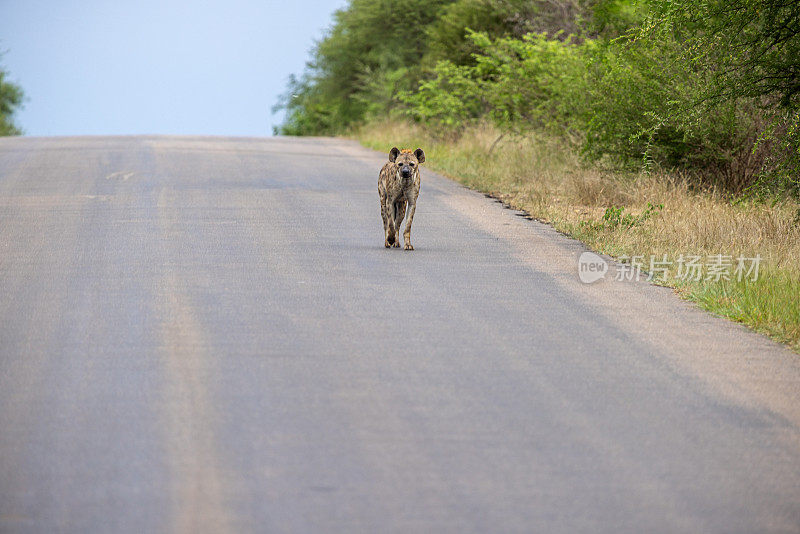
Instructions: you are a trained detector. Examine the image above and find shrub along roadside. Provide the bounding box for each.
[399,29,799,196]
[0,61,24,136]
[352,120,800,351]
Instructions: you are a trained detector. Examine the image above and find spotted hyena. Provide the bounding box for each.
[378,147,425,250]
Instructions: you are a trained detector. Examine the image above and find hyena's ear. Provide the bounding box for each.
[389,147,400,162]
[414,148,425,163]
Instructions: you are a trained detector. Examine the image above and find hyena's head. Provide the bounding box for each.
[389,147,425,182]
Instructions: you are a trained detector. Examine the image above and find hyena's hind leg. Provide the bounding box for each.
[393,201,406,247]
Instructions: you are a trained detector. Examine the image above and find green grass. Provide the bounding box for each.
[689,271,800,348]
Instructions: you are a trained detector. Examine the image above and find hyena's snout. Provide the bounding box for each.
[399,165,412,179]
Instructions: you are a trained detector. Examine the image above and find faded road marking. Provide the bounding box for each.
[105,171,136,181]
[157,186,236,534]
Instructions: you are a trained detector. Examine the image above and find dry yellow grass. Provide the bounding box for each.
[353,120,800,350]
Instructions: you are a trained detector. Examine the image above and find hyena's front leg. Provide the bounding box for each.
[384,198,397,247]
[393,201,406,247]
[403,201,416,250]
[380,193,391,247]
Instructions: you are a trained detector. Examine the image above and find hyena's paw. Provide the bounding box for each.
[385,234,395,248]
[385,241,392,248]
[393,241,401,248]
[404,244,414,251]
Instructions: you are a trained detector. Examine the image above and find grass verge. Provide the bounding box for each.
[352,120,800,352]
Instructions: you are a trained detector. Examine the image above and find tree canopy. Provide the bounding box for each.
[0,62,24,136]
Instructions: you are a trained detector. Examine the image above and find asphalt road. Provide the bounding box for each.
[1,135,799,533]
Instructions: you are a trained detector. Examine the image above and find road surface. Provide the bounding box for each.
[1,135,799,533]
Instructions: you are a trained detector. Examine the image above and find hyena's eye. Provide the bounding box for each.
[409,162,415,167]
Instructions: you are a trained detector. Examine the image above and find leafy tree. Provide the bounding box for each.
[0,63,24,136]
[642,0,800,109]
[637,0,800,192]
[275,0,455,135]
[424,0,646,66]
[424,0,525,66]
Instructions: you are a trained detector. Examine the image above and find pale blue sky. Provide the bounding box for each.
[0,0,347,136]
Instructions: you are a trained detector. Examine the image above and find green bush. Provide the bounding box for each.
[400,27,791,192]
[0,66,24,136]
[401,32,587,136]
[399,61,483,132]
